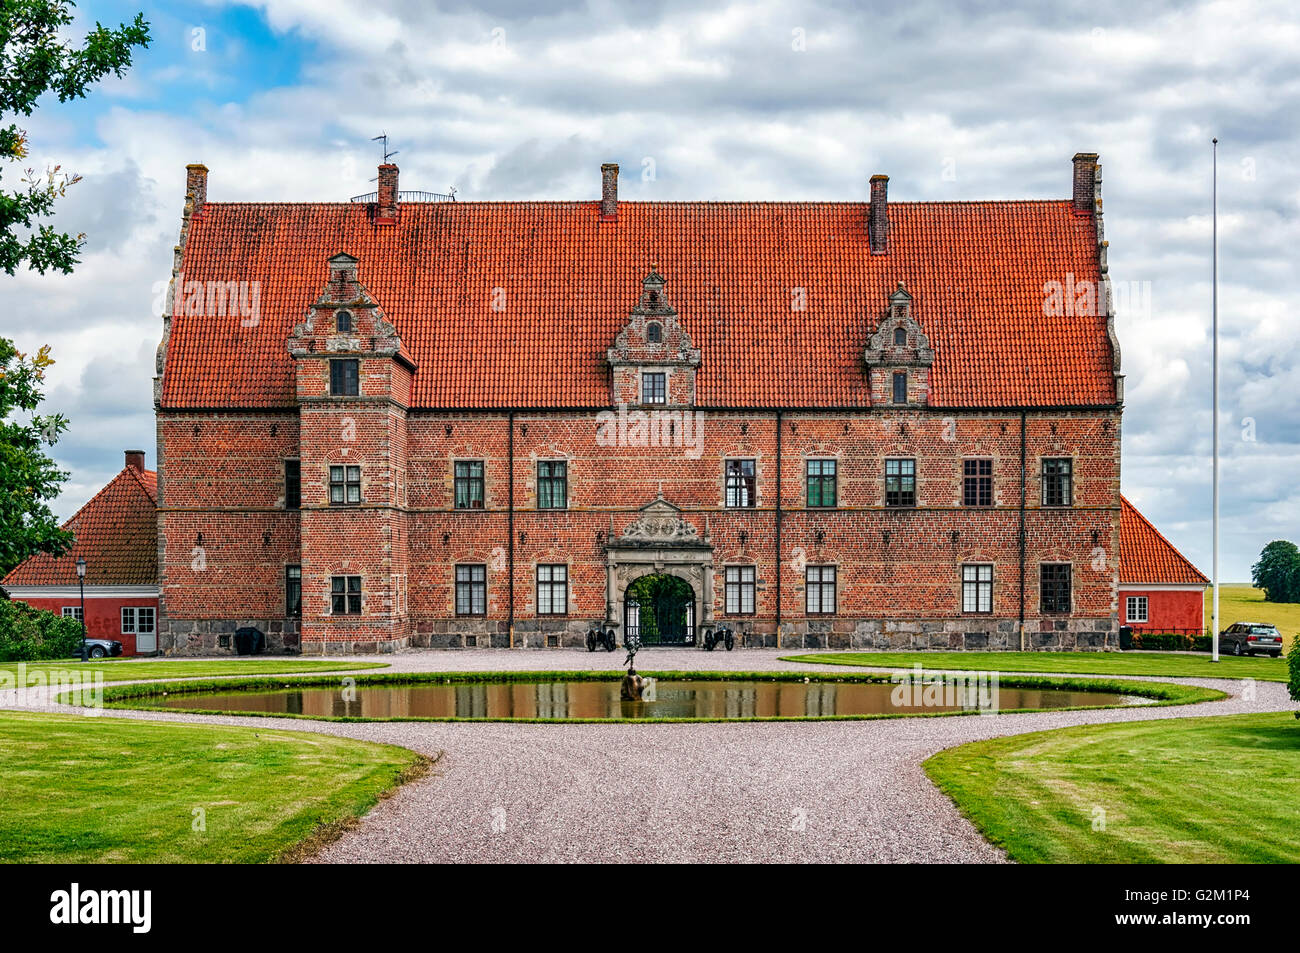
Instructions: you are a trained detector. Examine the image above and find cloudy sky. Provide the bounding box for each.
[3,0,1297,581]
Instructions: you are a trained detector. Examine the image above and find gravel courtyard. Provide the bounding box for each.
[3,649,1294,863]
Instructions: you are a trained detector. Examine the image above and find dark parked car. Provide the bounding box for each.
[84,638,124,659]
[1219,622,1283,657]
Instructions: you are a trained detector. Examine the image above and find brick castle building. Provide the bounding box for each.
[152,153,1124,654]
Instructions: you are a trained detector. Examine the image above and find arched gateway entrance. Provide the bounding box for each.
[625,575,695,646]
[605,494,713,649]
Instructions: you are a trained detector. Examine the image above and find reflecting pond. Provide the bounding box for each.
[136,677,1142,720]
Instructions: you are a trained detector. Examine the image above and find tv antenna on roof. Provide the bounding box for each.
[372,132,399,163]
[367,134,399,181]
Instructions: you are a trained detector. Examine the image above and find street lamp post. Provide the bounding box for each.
[76,557,88,662]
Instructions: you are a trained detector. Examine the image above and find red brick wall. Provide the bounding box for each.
[157,398,1122,653]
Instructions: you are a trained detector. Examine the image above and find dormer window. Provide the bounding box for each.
[646,321,662,343]
[642,372,666,404]
[336,310,353,333]
[892,371,907,404]
[893,326,906,346]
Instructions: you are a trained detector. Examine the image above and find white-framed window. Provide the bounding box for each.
[536,564,568,615]
[806,566,837,615]
[725,566,756,614]
[61,606,83,623]
[121,607,155,635]
[1126,595,1148,623]
[961,564,993,614]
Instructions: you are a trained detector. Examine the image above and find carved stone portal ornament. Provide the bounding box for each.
[612,494,707,548]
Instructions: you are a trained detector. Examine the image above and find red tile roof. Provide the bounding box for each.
[160,199,1117,409]
[1119,496,1209,586]
[2,466,158,587]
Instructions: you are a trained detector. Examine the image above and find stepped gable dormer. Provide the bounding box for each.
[864,282,934,407]
[288,252,414,402]
[607,265,701,407]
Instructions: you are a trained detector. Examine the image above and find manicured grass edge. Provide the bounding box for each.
[276,750,436,864]
[779,652,1290,682]
[77,670,1226,724]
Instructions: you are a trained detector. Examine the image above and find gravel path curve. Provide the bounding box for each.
[2,650,1294,863]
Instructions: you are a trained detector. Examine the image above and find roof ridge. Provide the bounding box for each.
[200,198,1073,209]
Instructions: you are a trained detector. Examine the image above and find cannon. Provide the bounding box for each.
[701,623,735,652]
[586,625,617,652]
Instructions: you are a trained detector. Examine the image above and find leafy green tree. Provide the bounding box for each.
[0,338,73,575]
[2,0,151,274]
[1251,540,1300,604]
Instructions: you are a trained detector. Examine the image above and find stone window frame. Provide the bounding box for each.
[328,464,362,506]
[336,309,353,333]
[1041,457,1074,507]
[724,565,756,615]
[884,457,916,507]
[329,357,359,396]
[284,458,301,510]
[961,563,994,614]
[330,575,362,615]
[641,370,667,404]
[536,459,568,510]
[806,458,838,509]
[455,564,487,616]
[285,565,302,617]
[536,563,569,616]
[806,564,837,615]
[724,458,757,508]
[1040,563,1073,614]
[891,370,908,404]
[453,460,486,510]
[962,458,994,508]
[646,321,663,343]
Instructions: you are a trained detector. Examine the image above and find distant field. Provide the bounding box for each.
[1208,584,1299,651]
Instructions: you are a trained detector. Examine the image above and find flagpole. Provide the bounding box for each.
[1211,137,1220,663]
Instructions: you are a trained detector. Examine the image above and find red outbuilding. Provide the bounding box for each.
[2,450,160,655]
[1118,496,1209,635]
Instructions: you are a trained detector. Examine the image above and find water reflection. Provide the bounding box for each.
[145,678,1138,721]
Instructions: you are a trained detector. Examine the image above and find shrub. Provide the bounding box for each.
[0,599,84,661]
[1126,632,1214,653]
[1288,641,1300,707]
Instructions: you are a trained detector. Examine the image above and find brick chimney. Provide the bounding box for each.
[124,449,145,472]
[377,163,399,224]
[869,174,889,253]
[1072,153,1099,214]
[600,163,619,220]
[185,163,208,215]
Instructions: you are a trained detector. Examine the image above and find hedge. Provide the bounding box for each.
[1120,630,1214,652]
[0,600,85,661]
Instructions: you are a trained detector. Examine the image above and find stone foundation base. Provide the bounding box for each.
[157,616,1115,654]
[301,637,409,655]
[157,619,300,656]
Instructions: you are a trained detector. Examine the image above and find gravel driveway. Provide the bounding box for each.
[2,650,1294,863]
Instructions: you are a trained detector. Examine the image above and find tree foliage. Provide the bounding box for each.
[0,337,73,575]
[1,0,151,274]
[1250,540,1300,604]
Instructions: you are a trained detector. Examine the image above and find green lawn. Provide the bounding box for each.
[1209,584,1299,651]
[0,711,426,863]
[924,712,1300,863]
[0,659,388,684]
[782,650,1288,681]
